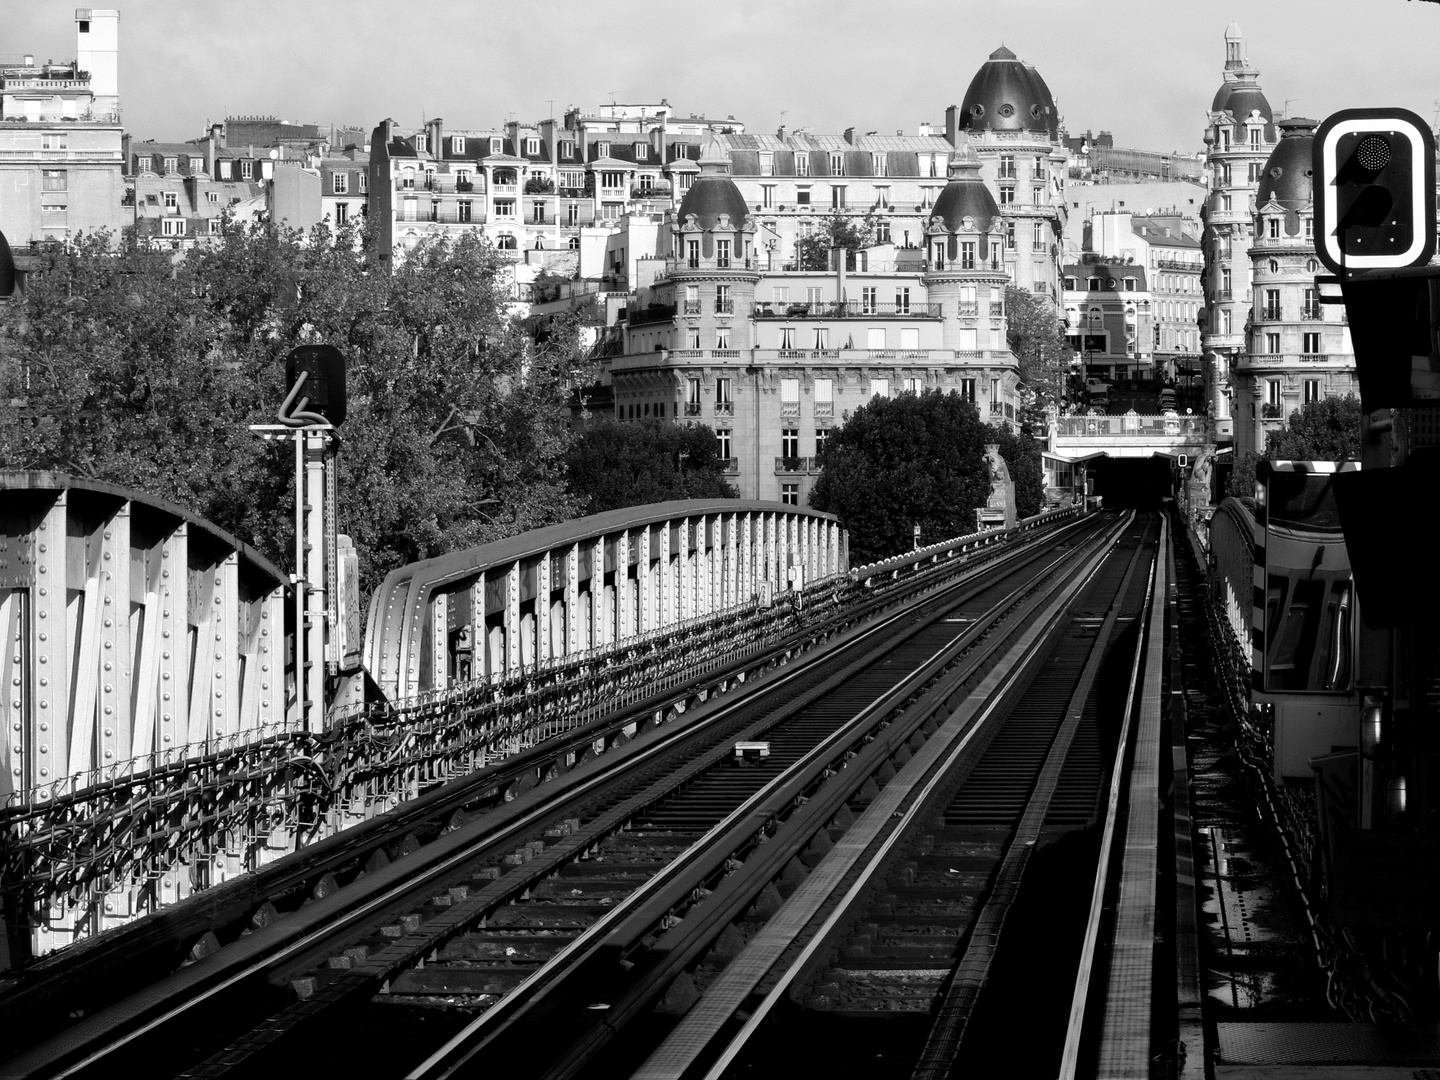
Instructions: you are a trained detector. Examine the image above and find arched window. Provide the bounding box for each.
[568,236,580,250]
[533,235,545,250]
[496,234,517,250]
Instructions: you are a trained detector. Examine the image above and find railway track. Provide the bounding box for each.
[0,511,1102,1080]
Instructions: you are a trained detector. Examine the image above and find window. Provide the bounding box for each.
[1006,221,1016,250]
[960,378,976,403]
[815,378,833,405]
[687,240,700,267]
[716,378,733,408]
[928,154,940,178]
[687,328,702,349]
[240,160,253,180]
[782,428,799,457]
[1221,268,1232,295]
[495,199,515,218]
[448,136,465,155]
[1033,185,1045,205]
[1266,332,1280,354]
[1303,332,1321,354]
[796,186,811,206]
[999,155,1016,179]
[807,286,822,307]
[1123,278,1136,291]
[815,428,830,456]
[1264,288,1280,319]
[716,283,731,312]
[1250,127,1262,151]
[1032,222,1046,251]
[490,137,503,154]
[796,153,810,177]
[867,327,886,349]
[163,191,178,210]
[1304,216,1314,240]
[598,141,611,158]
[457,201,472,222]
[568,236,579,249]
[42,169,67,191]
[761,184,775,208]
[414,134,427,153]
[332,172,348,194]
[861,286,877,313]
[684,285,700,315]
[831,185,846,209]
[758,151,773,176]
[999,186,1015,206]
[560,141,575,160]
[163,156,177,173]
[1220,308,1233,335]
[1248,162,1262,184]
[715,326,731,349]
[1304,379,1321,403]
[961,241,976,269]
[717,428,732,459]
[905,377,924,395]
[161,217,186,236]
[208,219,221,235]
[634,142,648,160]
[716,240,732,269]
[532,200,546,222]
[562,170,583,189]
[335,202,349,223]
[870,378,889,398]
[1218,127,1231,151]
[1088,277,1101,292]
[895,287,910,314]
[901,327,919,349]
[206,190,219,203]
[1266,379,1282,407]
[523,137,539,156]
[781,483,799,506]
[875,218,890,243]
[813,326,829,349]
[1303,287,1320,318]
[189,157,203,173]
[1268,217,1280,239]
[1220,163,1232,185]
[829,152,844,175]
[871,153,887,177]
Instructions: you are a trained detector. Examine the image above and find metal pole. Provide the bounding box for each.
[294,429,307,730]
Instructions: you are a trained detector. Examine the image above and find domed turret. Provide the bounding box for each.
[1255,117,1317,218]
[930,139,1000,233]
[958,45,1058,137]
[675,133,750,231]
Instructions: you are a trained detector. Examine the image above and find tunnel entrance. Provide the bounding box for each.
[1090,455,1174,509]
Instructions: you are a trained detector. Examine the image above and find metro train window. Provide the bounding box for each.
[1266,472,1342,532]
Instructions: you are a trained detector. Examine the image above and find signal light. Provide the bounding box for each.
[1313,108,1435,275]
[284,345,347,426]
[1338,267,1440,409]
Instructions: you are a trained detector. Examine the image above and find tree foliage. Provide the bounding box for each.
[1005,285,1069,427]
[0,220,593,595]
[985,423,1045,519]
[794,211,878,271]
[1224,394,1361,499]
[809,390,991,564]
[563,419,738,514]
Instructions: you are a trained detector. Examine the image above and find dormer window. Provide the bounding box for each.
[559,141,575,160]
[526,137,540,155]
[451,136,465,154]
[635,142,648,160]
[1268,217,1280,239]
[598,141,611,158]
[829,152,844,175]
[414,134,427,153]
[795,153,810,176]
[1249,127,1262,151]
[189,157,203,172]
[1217,127,1231,151]
[490,137,503,154]
[872,153,886,177]
[163,157,177,173]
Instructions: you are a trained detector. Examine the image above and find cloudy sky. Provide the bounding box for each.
[10,0,1440,151]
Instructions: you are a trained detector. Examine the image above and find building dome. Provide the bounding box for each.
[958,45,1058,138]
[675,134,750,231]
[1211,73,1274,136]
[930,139,1000,232]
[1255,117,1317,212]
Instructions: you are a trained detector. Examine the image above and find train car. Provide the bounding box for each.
[1209,461,1360,783]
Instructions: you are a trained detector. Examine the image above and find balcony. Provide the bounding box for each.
[1299,353,1326,363]
[715,299,735,315]
[491,183,518,197]
[780,401,800,419]
[631,183,673,199]
[1260,307,1281,321]
[1216,288,1233,301]
[720,458,740,473]
[626,302,676,326]
[1301,306,1324,320]
[814,401,834,419]
[663,256,760,275]
[684,402,702,416]
[1262,403,1283,419]
[1054,415,1206,437]
[957,301,978,317]
[1156,258,1195,271]
[990,302,1005,317]
[714,401,734,416]
[775,456,809,474]
[682,300,702,316]
[403,207,486,224]
[751,301,942,319]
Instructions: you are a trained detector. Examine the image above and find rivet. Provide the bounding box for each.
[38,611,46,619]
[104,750,113,759]
[104,531,112,540]
[38,567,46,573]
[39,677,47,687]
[104,619,112,628]
[39,722,48,732]
[162,651,171,660]
[103,705,113,715]
[162,733,172,742]
[103,552,112,561]
[103,727,113,736]
[39,744,47,753]
[39,768,48,777]
[38,632,46,641]
[38,587,46,596]
[104,662,112,672]
[38,544,46,553]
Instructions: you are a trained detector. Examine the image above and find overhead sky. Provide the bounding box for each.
[10,0,1440,151]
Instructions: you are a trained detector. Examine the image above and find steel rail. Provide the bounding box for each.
[10,516,1103,1080]
[405,516,1126,1080]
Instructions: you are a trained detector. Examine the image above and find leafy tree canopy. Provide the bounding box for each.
[794,211,878,271]
[0,219,593,596]
[809,389,991,564]
[1224,394,1361,499]
[564,418,738,515]
[1005,284,1069,428]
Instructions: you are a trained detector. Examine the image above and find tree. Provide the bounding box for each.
[794,211,878,271]
[985,423,1045,519]
[1223,394,1361,500]
[1005,285,1070,428]
[564,419,738,514]
[809,390,991,564]
[0,219,591,597]
[1264,393,1362,462]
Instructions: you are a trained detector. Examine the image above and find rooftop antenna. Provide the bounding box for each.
[609,90,618,105]
[1281,98,1299,118]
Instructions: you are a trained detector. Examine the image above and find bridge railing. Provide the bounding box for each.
[1054,414,1204,437]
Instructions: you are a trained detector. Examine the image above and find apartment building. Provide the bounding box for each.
[0,10,126,248]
